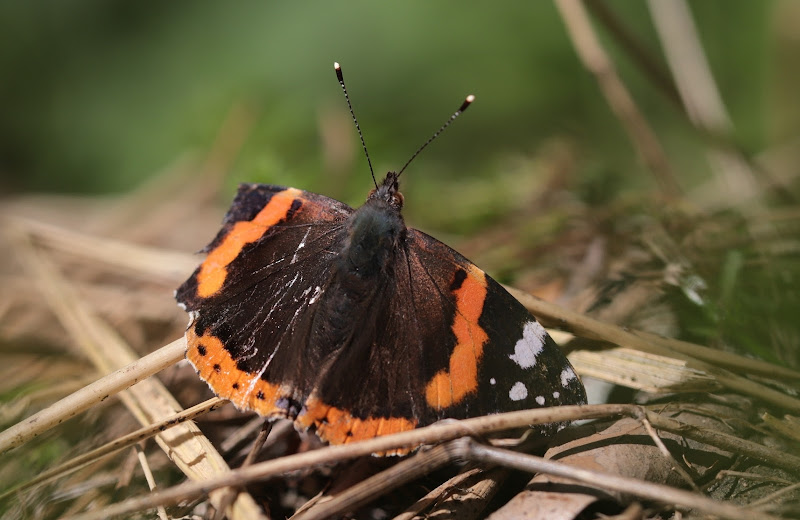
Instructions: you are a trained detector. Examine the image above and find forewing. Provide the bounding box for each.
[176,183,352,418]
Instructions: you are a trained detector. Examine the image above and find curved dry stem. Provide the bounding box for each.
[463,439,781,520]
[1,398,223,499]
[0,339,185,455]
[58,403,795,520]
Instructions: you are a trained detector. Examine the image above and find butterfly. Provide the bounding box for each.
[176,62,586,454]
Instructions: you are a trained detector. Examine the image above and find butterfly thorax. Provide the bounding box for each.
[307,175,407,363]
[340,172,406,279]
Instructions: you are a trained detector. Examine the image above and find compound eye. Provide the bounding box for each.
[391,192,404,208]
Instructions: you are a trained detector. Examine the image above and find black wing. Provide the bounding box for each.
[176,183,353,418]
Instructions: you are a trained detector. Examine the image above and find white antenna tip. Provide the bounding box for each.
[466,94,476,103]
[334,62,341,70]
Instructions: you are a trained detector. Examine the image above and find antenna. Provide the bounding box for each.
[334,62,377,188]
[397,94,475,177]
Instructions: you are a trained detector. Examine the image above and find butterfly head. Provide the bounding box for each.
[368,171,404,211]
[345,172,406,277]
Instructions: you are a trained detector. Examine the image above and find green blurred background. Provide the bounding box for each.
[1,1,793,211]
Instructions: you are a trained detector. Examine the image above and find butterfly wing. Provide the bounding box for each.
[176,183,353,418]
[405,230,587,420]
[297,227,586,447]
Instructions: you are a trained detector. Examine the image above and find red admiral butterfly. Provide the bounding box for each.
[176,62,586,454]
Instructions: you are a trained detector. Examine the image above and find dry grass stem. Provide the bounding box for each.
[5,227,266,520]
[555,0,680,198]
[213,422,274,520]
[292,444,453,520]
[219,416,271,454]
[509,286,800,381]
[715,471,794,486]
[631,329,800,381]
[647,0,760,205]
[10,216,197,283]
[0,339,185,454]
[416,466,507,520]
[4,230,794,517]
[584,0,682,107]
[761,413,800,443]
[569,347,719,393]
[1,398,223,499]
[392,466,487,520]
[640,416,700,491]
[748,482,800,509]
[134,444,169,520]
[642,410,800,474]
[59,410,788,520]
[58,404,629,520]
[507,286,800,413]
[464,440,782,520]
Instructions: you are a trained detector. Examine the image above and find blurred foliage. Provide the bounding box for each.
[0,1,786,204]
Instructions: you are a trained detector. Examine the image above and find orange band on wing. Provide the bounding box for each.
[186,323,284,417]
[425,265,488,409]
[197,188,302,298]
[297,396,417,455]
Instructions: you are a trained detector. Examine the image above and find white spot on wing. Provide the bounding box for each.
[508,321,547,369]
[509,381,528,401]
[489,378,496,385]
[291,227,312,264]
[285,271,300,289]
[288,303,304,329]
[560,367,576,388]
[309,286,322,304]
[553,391,560,399]
[535,395,545,406]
